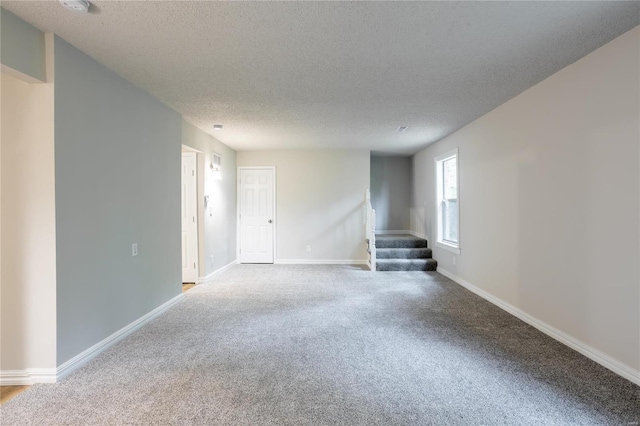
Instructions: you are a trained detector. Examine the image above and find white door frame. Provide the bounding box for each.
[182,145,206,281]
[236,166,277,263]
[181,150,199,283]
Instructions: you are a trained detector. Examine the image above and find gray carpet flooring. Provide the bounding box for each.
[1,265,638,425]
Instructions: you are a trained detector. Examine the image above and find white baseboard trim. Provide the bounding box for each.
[198,259,238,284]
[409,231,428,240]
[0,370,30,386]
[436,267,640,386]
[378,229,428,239]
[1,293,185,385]
[27,368,58,384]
[376,230,413,235]
[55,292,185,382]
[198,274,212,284]
[275,259,368,265]
[0,369,57,386]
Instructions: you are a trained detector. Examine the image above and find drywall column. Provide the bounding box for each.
[0,35,57,374]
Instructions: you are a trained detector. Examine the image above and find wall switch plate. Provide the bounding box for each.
[132,243,138,257]
[306,245,311,252]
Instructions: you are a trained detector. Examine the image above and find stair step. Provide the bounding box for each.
[377,248,432,259]
[375,234,427,249]
[377,258,437,271]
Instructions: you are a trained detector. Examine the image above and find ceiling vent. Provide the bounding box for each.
[396,126,409,132]
[59,0,90,13]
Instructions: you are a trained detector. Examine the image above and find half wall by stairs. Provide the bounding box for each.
[375,234,437,271]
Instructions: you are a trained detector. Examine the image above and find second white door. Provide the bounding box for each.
[239,168,275,263]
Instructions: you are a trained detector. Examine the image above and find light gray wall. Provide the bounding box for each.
[0,8,46,82]
[412,27,640,377]
[54,36,182,365]
[182,121,237,277]
[237,150,369,262]
[370,156,412,231]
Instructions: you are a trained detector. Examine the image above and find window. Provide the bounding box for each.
[435,149,460,254]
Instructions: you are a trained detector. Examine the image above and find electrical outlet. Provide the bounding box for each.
[452,256,456,265]
[132,243,138,257]
[210,255,214,266]
[306,245,311,252]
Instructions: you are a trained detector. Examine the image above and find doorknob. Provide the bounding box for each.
[268,219,273,223]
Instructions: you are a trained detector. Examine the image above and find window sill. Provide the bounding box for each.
[435,241,461,255]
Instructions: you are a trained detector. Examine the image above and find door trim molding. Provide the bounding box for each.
[237,166,277,264]
[181,151,199,282]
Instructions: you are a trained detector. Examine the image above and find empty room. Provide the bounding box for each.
[1,1,639,425]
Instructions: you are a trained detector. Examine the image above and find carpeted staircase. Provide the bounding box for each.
[375,234,437,271]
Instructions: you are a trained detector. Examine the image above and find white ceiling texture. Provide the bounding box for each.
[3,1,639,155]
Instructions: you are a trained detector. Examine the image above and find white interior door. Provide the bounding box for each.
[181,152,198,282]
[239,168,275,263]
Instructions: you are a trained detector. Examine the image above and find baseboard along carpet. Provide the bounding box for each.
[1,265,637,425]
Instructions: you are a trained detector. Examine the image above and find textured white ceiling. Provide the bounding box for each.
[3,1,639,154]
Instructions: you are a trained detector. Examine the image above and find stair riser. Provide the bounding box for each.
[375,240,427,249]
[376,249,432,259]
[372,235,436,270]
[376,259,438,272]
[377,263,437,272]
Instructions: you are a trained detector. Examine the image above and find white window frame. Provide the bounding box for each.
[435,148,461,254]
